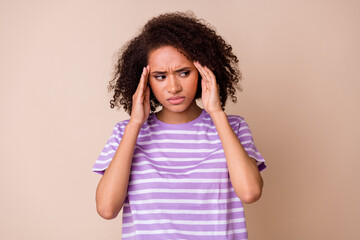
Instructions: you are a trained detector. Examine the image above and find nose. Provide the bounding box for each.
[167,75,182,94]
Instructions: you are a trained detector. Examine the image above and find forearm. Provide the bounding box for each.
[95,121,141,219]
[210,111,263,204]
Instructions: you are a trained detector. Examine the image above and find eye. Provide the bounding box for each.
[154,75,166,80]
[179,71,190,77]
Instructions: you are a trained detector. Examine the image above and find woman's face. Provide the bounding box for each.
[148,46,199,113]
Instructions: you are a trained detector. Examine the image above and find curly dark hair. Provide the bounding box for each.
[108,11,242,114]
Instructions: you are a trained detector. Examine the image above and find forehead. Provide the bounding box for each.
[148,46,192,70]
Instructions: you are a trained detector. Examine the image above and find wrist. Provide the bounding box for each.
[126,120,143,131]
[208,109,226,119]
[209,110,228,126]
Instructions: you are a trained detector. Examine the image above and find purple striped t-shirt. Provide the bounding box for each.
[92,109,266,240]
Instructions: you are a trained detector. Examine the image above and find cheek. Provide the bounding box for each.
[149,80,161,96]
[148,79,157,91]
[189,76,199,93]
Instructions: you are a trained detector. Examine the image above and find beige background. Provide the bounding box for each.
[1,0,359,239]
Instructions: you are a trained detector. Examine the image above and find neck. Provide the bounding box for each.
[156,101,203,124]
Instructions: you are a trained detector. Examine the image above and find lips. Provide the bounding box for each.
[167,96,185,105]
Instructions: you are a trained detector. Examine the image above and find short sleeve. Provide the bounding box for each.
[91,122,125,175]
[234,116,267,172]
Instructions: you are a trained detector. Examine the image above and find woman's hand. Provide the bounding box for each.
[129,66,151,126]
[194,61,222,115]
[96,67,151,219]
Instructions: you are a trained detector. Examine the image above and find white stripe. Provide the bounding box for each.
[244,148,258,154]
[142,123,160,130]
[137,138,221,145]
[138,129,220,137]
[122,207,244,216]
[113,124,160,135]
[116,124,126,129]
[93,165,229,175]
[129,178,229,185]
[122,217,244,227]
[238,126,250,131]
[127,197,239,205]
[103,141,119,149]
[133,149,224,160]
[193,120,239,129]
[128,187,234,195]
[96,149,259,166]
[92,167,105,172]
[257,160,265,164]
[98,144,224,160]
[241,140,252,145]
[94,153,226,166]
[131,168,228,175]
[122,228,247,238]
[134,147,222,153]
[116,126,220,137]
[227,116,242,120]
[238,133,252,138]
[99,149,116,157]
[147,123,160,128]
[131,158,226,169]
[98,138,119,155]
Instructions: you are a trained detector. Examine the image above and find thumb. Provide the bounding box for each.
[145,86,150,103]
[201,78,207,93]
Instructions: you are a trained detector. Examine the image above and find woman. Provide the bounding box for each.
[92,11,266,240]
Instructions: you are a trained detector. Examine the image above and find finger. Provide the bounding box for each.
[195,62,211,82]
[194,61,209,87]
[203,66,217,88]
[146,65,150,84]
[195,62,213,91]
[204,66,215,80]
[143,85,150,109]
[137,67,146,91]
[136,66,149,96]
[200,65,217,93]
[145,85,150,100]
[143,66,150,100]
[201,77,208,92]
[140,66,149,91]
[201,66,214,85]
[194,61,206,77]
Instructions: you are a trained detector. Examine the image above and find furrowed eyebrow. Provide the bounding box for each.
[175,67,191,73]
[151,67,192,75]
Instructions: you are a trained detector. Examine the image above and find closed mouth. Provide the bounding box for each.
[168,96,185,100]
[167,96,185,104]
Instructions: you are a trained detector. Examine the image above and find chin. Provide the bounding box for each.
[162,103,191,113]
